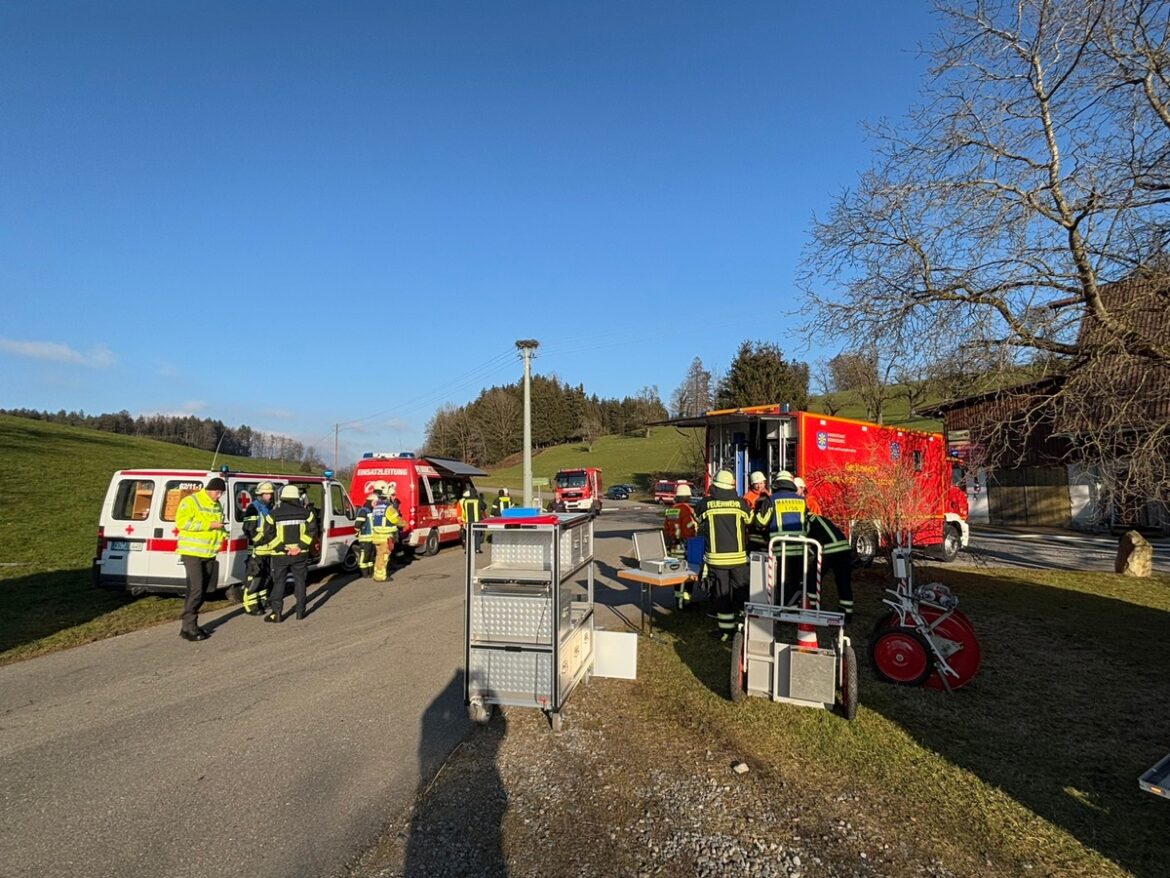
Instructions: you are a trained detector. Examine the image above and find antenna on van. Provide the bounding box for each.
[210,432,227,472]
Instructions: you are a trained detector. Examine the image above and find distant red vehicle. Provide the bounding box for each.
[653,479,678,505]
[554,467,603,516]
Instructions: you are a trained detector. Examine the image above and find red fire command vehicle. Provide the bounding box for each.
[666,406,969,563]
[653,479,679,504]
[349,453,487,556]
[554,467,603,516]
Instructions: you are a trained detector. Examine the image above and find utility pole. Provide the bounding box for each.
[334,423,340,473]
[516,339,540,507]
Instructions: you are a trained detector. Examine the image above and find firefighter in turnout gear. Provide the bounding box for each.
[261,485,319,622]
[695,470,752,641]
[242,481,276,614]
[368,490,405,581]
[744,470,771,550]
[664,482,700,609]
[803,492,855,621]
[459,488,484,553]
[491,487,513,516]
[354,491,380,578]
[175,477,227,641]
[754,472,809,607]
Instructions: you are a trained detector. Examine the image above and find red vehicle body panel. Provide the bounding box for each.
[554,467,603,513]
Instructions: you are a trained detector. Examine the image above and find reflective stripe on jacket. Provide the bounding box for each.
[176,490,225,558]
[756,490,807,556]
[261,501,319,555]
[369,499,404,537]
[243,500,275,555]
[807,513,851,555]
[695,494,751,568]
[459,496,483,524]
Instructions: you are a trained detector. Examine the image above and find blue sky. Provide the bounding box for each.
[0,1,939,463]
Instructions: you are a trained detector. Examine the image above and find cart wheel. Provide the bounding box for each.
[839,645,859,720]
[468,701,491,724]
[870,627,934,686]
[729,631,748,703]
[923,614,982,691]
[549,711,563,733]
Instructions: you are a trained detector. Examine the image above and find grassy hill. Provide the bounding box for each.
[0,414,310,662]
[486,427,703,495]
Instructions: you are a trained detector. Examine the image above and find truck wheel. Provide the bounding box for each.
[852,527,878,567]
[424,529,440,557]
[940,524,961,562]
[225,584,244,604]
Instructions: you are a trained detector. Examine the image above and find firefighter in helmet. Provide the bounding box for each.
[743,470,771,550]
[694,470,752,641]
[754,471,809,607]
[799,477,855,621]
[242,481,277,614]
[664,482,700,609]
[458,487,485,553]
[261,485,319,622]
[491,487,513,517]
[354,490,380,578]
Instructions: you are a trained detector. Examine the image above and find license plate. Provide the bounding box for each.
[110,540,129,551]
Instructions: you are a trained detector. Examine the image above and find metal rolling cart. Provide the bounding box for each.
[464,511,595,732]
[731,535,858,719]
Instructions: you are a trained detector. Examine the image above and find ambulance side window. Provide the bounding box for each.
[162,481,203,521]
[330,484,353,519]
[232,482,260,521]
[112,479,156,521]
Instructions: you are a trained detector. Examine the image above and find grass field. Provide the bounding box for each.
[0,414,306,664]
[487,426,702,494]
[646,563,1170,877]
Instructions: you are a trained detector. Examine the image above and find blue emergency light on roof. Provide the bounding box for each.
[220,464,230,474]
[323,469,334,479]
[396,452,416,458]
[362,452,374,459]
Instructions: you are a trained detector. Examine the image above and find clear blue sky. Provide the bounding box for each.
[0,1,939,463]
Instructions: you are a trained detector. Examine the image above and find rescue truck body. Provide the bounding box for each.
[553,467,603,515]
[653,479,679,504]
[349,453,487,556]
[93,469,359,598]
[667,406,969,562]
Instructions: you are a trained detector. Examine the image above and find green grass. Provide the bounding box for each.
[641,564,1170,877]
[486,426,702,495]
[811,386,944,431]
[0,414,306,663]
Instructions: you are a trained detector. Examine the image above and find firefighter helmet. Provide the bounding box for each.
[257,481,275,495]
[675,483,692,499]
[712,470,736,490]
[385,482,397,496]
[749,471,765,486]
[280,485,300,501]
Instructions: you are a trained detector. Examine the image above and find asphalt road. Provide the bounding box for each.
[0,510,659,878]
[958,525,1170,573]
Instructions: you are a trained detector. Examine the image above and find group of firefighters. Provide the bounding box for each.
[662,469,854,642]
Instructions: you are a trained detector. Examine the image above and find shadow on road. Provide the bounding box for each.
[402,672,509,877]
[0,567,142,655]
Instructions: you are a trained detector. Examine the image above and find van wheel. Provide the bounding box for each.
[424,529,440,556]
[129,586,148,599]
[225,584,244,604]
[342,545,360,573]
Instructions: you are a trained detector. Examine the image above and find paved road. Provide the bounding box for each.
[0,511,659,878]
[958,526,1170,573]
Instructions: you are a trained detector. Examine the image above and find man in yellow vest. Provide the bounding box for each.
[458,488,484,553]
[176,476,227,641]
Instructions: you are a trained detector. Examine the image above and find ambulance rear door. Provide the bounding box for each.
[321,480,357,565]
[98,474,161,591]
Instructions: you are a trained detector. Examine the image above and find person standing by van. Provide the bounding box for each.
[175,476,227,642]
[491,487,512,516]
[262,485,319,623]
[459,488,484,553]
[241,481,276,614]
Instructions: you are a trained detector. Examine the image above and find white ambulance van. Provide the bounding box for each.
[348,453,487,557]
[93,468,359,599]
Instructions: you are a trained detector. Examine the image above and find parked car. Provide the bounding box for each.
[606,485,630,500]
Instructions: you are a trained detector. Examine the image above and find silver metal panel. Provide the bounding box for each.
[491,530,552,570]
[787,647,837,705]
[468,646,552,708]
[470,593,552,643]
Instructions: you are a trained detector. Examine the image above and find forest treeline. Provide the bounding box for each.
[1,408,325,467]
[423,375,667,466]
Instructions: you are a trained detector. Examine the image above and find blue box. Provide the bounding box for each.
[685,537,705,566]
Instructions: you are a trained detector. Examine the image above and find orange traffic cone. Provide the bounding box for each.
[796,595,818,650]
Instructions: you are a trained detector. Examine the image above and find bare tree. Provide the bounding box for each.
[802,0,1170,506]
[670,357,714,417]
[811,359,845,415]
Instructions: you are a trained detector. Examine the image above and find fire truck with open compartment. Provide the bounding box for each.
[665,405,969,563]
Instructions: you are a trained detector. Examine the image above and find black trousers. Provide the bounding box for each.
[181,555,218,633]
[709,563,750,614]
[269,555,309,620]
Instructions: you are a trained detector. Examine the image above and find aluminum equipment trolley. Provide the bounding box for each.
[730,535,858,719]
[1139,752,1170,799]
[464,511,595,732]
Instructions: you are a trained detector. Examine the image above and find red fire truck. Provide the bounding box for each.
[553,467,603,516]
[667,405,969,563]
[349,453,487,556]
